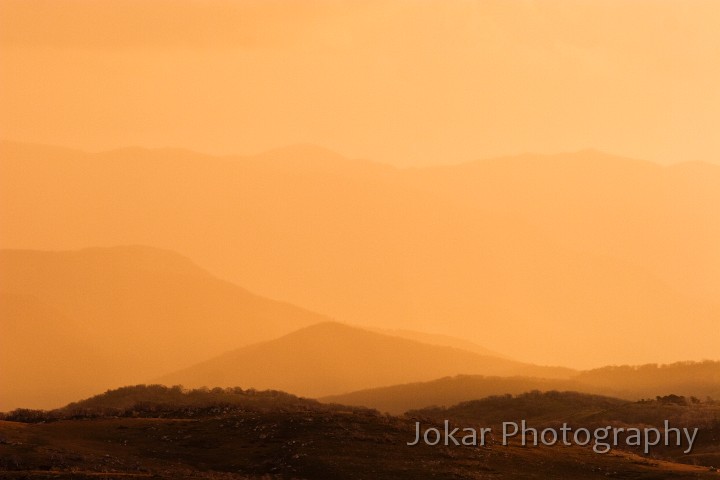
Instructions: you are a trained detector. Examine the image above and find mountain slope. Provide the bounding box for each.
[322,361,720,414]
[412,391,720,467]
[368,327,510,359]
[158,322,574,398]
[1,386,717,479]
[322,375,582,414]
[0,246,329,410]
[401,150,720,302]
[0,292,116,410]
[1,142,718,366]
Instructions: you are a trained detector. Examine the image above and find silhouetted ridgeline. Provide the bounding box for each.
[409,391,720,467]
[3,143,719,368]
[321,375,580,414]
[4,389,718,480]
[409,390,720,426]
[576,361,720,399]
[3,386,719,474]
[0,385,373,422]
[323,361,720,414]
[157,321,575,399]
[0,246,329,411]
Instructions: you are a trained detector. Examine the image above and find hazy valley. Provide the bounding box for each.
[2,142,718,367]
[4,2,720,477]
[1,143,719,479]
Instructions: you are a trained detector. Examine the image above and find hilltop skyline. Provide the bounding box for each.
[2,141,719,371]
[2,2,718,478]
[3,138,720,169]
[2,0,720,166]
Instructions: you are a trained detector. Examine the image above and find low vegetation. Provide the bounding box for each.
[2,386,720,479]
[0,384,370,422]
[410,391,720,467]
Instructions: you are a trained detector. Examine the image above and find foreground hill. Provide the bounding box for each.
[411,391,720,467]
[0,386,717,480]
[158,322,574,398]
[2,142,718,366]
[0,246,329,410]
[323,361,720,414]
[5,384,328,420]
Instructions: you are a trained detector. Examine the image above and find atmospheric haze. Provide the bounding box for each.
[1,0,719,413]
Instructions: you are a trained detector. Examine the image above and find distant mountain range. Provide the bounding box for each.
[1,245,538,410]
[2,141,718,366]
[2,246,718,414]
[367,327,510,359]
[0,246,328,409]
[323,362,720,414]
[157,321,574,398]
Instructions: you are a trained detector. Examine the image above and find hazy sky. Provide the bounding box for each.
[2,0,719,166]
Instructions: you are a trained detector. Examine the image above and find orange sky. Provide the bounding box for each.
[2,0,720,166]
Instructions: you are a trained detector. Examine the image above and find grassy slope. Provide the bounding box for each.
[1,416,718,480]
[0,387,718,479]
